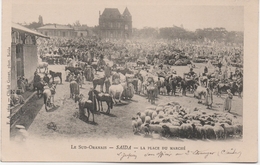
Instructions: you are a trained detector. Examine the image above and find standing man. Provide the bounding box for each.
[223,89,233,113]
[205,83,213,109]
[156,78,162,95]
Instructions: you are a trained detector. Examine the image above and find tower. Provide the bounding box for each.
[98,7,132,39]
[122,7,132,39]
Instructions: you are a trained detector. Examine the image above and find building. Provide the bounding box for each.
[37,24,74,37]
[99,7,132,39]
[11,22,49,89]
[74,25,89,37]
[37,24,94,38]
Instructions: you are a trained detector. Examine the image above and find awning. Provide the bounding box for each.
[12,22,50,39]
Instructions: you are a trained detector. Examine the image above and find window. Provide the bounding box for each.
[45,31,48,36]
[125,25,128,30]
[63,32,66,37]
[81,33,83,37]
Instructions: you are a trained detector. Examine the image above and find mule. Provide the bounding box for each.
[70,80,80,99]
[93,76,106,92]
[49,70,62,84]
[75,94,96,123]
[93,89,113,114]
[65,66,82,76]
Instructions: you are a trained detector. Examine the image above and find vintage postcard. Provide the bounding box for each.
[1,0,258,162]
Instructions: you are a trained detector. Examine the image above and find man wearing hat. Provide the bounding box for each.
[223,89,233,112]
[188,68,195,78]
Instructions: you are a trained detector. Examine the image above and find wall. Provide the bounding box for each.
[23,44,37,82]
[76,30,88,37]
[38,29,75,37]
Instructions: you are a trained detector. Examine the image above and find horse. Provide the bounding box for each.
[65,66,82,76]
[93,89,113,114]
[75,93,96,123]
[37,62,48,73]
[93,76,106,92]
[70,80,80,99]
[216,82,231,97]
[116,67,134,75]
[109,83,124,104]
[49,70,62,84]
[171,76,182,95]
[185,78,199,93]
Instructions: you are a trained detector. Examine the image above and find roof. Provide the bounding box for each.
[12,22,49,39]
[101,8,122,18]
[37,24,73,30]
[123,7,131,16]
[74,26,89,31]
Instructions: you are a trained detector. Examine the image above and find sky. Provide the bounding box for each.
[11,0,244,32]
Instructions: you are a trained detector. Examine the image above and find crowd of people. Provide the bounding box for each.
[37,37,243,68]
[28,36,244,113]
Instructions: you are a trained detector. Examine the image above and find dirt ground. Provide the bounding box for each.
[12,63,242,141]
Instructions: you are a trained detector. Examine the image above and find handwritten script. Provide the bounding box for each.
[139,148,241,160]
[117,152,137,161]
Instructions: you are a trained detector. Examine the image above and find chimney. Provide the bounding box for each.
[99,11,101,16]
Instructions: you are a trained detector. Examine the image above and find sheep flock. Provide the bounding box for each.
[132,101,243,140]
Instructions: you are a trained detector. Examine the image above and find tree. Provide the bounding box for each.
[38,15,43,26]
[73,20,81,27]
[25,22,42,30]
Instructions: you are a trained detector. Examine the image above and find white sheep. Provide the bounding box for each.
[152,111,158,119]
[146,124,163,134]
[144,116,151,124]
[213,123,225,140]
[233,124,243,137]
[162,125,180,138]
[140,123,150,134]
[221,123,235,139]
[195,125,206,139]
[179,123,193,139]
[204,125,216,139]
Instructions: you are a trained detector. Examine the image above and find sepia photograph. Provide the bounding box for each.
[1,0,258,162]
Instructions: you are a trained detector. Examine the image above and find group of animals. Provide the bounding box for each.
[132,101,243,140]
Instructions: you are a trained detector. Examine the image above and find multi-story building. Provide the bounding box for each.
[37,24,75,37]
[99,7,132,39]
